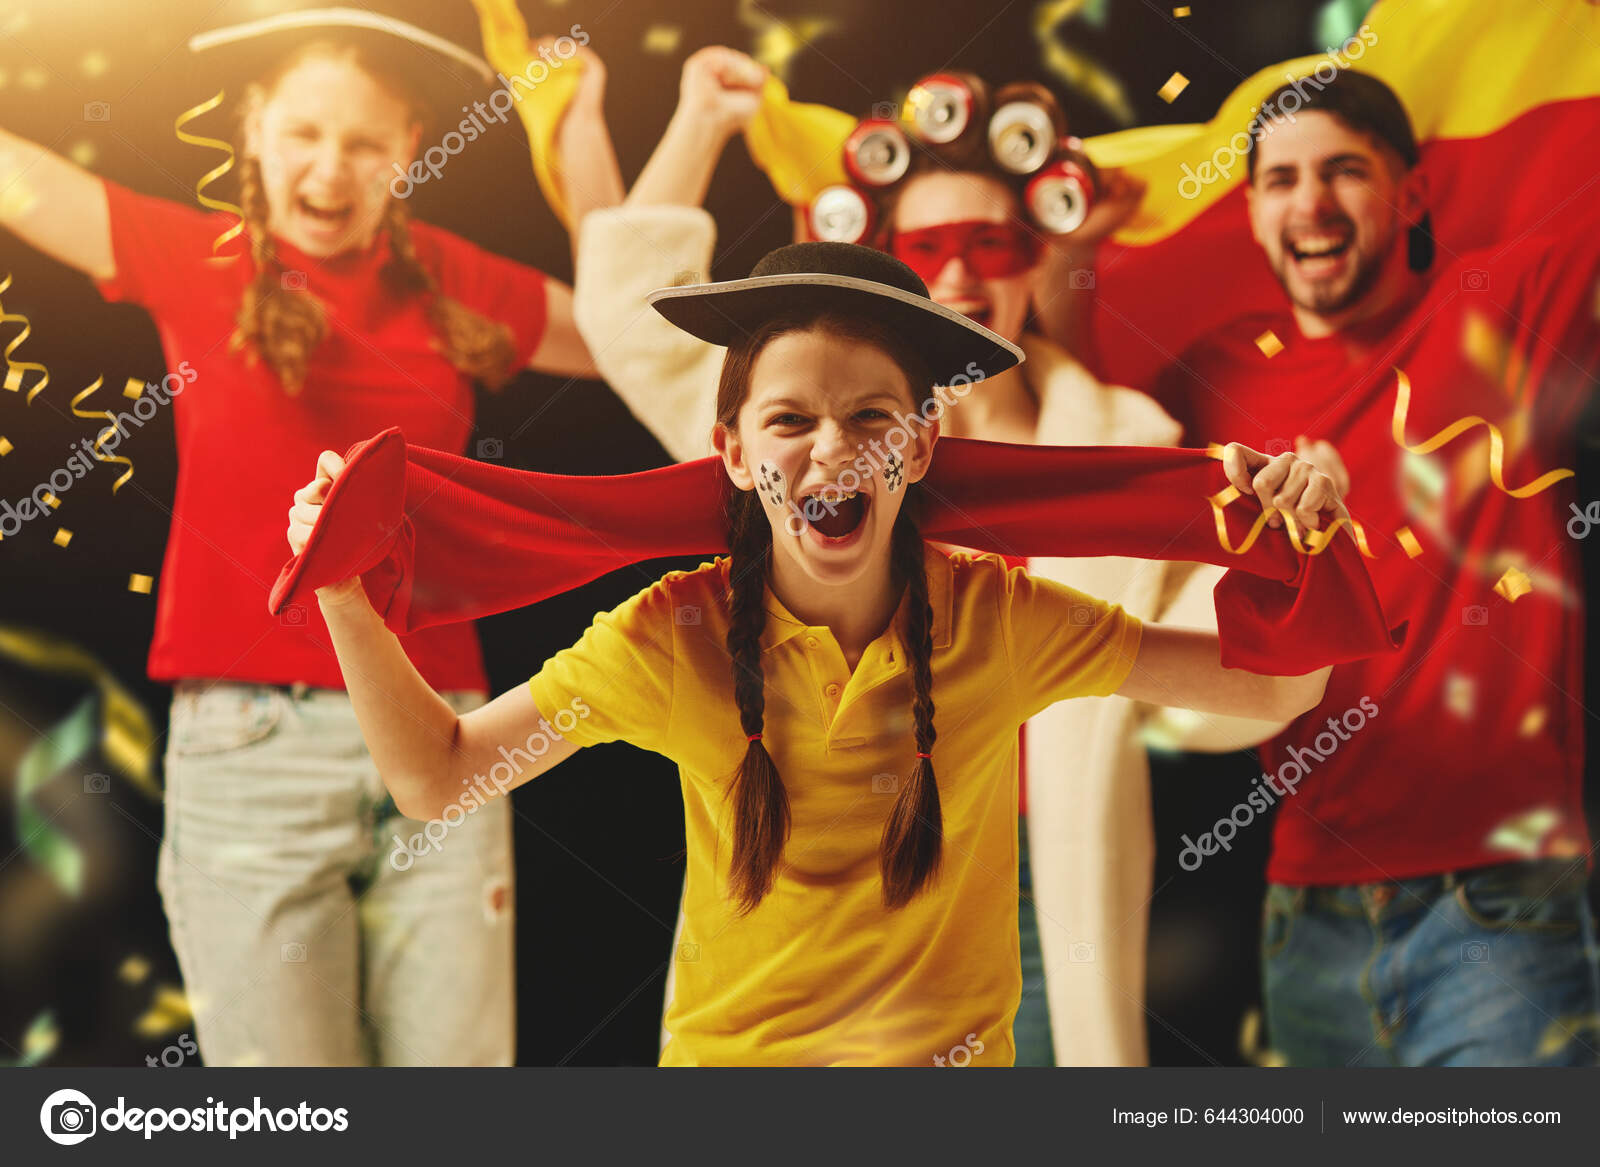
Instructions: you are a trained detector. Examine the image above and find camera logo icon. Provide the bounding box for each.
[871,100,899,121]
[40,1088,97,1145]
[675,605,702,625]
[1461,605,1489,627]
[677,941,701,962]
[1069,941,1096,962]
[672,270,702,287]
[83,102,111,122]
[84,772,110,794]
[281,941,307,962]
[1068,269,1095,290]
[1070,604,1098,626]
[1460,940,1491,963]
[280,603,308,627]
[1264,438,1292,456]
[1460,269,1489,292]
[871,772,898,794]
[280,270,308,291]
[476,437,504,460]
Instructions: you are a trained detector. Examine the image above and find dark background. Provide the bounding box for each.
[1,0,1594,1067]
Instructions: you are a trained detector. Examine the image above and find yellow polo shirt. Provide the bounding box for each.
[528,546,1141,1066]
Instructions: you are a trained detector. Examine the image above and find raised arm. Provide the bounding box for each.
[1113,441,1347,721]
[1031,169,1145,373]
[0,125,113,280]
[289,452,577,819]
[570,47,767,460]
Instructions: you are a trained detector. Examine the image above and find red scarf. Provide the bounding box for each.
[269,428,1405,675]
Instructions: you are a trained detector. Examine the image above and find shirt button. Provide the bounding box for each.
[825,683,841,698]
[806,636,820,650]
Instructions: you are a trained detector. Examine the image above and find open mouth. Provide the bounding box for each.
[1286,228,1353,274]
[798,488,871,542]
[297,194,354,231]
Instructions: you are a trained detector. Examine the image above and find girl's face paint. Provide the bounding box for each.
[882,449,905,494]
[892,171,1042,344]
[245,55,422,258]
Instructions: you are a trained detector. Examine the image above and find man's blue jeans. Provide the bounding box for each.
[1262,860,1600,1066]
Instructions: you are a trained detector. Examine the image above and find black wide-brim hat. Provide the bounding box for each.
[647,242,1025,385]
[187,7,495,116]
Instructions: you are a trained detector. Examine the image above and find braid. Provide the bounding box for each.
[228,155,326,395]
[383,201,519,390]
[879,509,942,908]
[723,489,790,914]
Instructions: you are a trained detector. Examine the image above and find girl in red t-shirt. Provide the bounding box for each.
[0,10,621,1065]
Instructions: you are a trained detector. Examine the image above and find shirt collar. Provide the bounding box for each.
[754,543,953,655]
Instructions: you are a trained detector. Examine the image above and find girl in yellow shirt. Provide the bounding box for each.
[288,242,1348,1066]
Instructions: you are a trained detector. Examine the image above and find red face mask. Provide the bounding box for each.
[889,218,1041,283]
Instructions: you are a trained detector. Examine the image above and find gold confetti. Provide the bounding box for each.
[0,436,11,456]
[1486,807,1558,857]
[1158,71,1190,104]
[1255,329,1284,357]
[80,51,110,79]
[1520,705,1548,737]
[642,24,682,54]
[68,141,96,168]
[0,273,51,404]
[1392,367,1573,498]
[1444,672,1475,719]
[1173,5,1191,15]
[174,92,244,260]
[134,984,193,1038]
[1032,0,1137,126]
[1494,566,1532,602]
[738,0,837,83]
[53,528,72,547]
[41,492,59,509]
[122,376,144,400]
[1394,526,1422,557]
[69,374,136,493]
[118,954,151,984]
[19,67,48,91]
[128,573,153,594]
[1536,1014,1600,1059]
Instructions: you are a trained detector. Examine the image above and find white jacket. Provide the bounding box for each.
[574,204,1287,1065]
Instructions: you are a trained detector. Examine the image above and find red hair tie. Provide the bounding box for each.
[747,733,763,742]
[916,751,931,759]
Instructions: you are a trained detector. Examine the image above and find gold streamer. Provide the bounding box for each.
[1031,0,1137,126]
[0,625,159,798]
[1207,484,1376,558]
[1391,367,1573,499]
[0,272,50,404]
[173,90,243,261]
[67,374,135,494]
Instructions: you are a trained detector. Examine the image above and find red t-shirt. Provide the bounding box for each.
[1151,227,1600,884]
[94,178,550,691]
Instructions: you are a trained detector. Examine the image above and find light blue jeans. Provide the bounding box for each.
[157,680,514,1066]
[1263,859,1600,1066]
